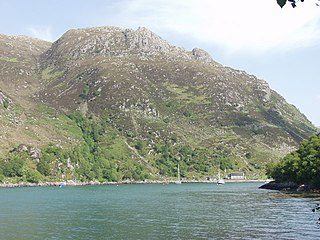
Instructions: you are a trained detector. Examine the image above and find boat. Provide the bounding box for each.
[175,164,182,184]
[216,166,225,185]
[217,178,225,185]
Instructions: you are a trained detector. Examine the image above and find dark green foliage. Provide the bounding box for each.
[135,140,144,150]
[277,0,313,8]
[80,83,90,100]
[267,134,320,186]
[126,131,136,138]
[37,158,51,176]
[154,142,234,178]
[277,0,287,8]
[3,99,9,109]
[0,173,4,183]
[0,106,277,183]
[134,140,147,156]
[23,168,43,183]
[0,150,43,183]
[183,111,192,118]
[0,152,26,177]
[66,112,150,181]
[218,155,234,171]
[38,143,68,179]
[165,100,178,111]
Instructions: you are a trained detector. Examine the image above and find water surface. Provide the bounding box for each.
[0,182,319,239]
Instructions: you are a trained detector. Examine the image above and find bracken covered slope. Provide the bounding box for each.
[0,27,317,179]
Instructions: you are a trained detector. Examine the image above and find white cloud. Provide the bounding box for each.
[119,0,320,55]
[27,26,53,42]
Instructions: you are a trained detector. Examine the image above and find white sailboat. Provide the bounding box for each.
[217,166,225,185]
[175,164,182,184]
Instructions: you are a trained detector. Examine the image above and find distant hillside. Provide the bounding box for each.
[0,27,317,182]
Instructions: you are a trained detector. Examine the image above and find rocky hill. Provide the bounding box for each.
[0,27,317,181]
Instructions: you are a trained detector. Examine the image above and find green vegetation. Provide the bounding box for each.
[41,66,64,81]
[0,111,240,183]
[0,27,318,185]
[164,83,210,105]
[266,133,320,187]
[0,57,22,63]
[2,99,9,109]
[80,83,90,100]
[0,151,44,183]
[153,142,234,179]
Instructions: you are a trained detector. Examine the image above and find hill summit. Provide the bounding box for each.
[0,27,317,181]
[42,26,216,64]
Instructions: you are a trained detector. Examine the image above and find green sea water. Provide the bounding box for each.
[0,182,319,239]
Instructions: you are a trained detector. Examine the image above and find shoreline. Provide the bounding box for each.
[0,179,266,188]
[259,181,320,193]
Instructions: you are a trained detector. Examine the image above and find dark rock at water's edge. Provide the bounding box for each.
[259,181,320,193]
[259,181,299,191]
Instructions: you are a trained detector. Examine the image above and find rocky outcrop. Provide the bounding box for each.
[259,181,320,192]
[259,181,299,191]
[0,91,7,104]
[14,144,42,161]
[0,90,10,108]
[123,27,171,54]
[254,80,271,103]
[192,48,213,63]
[42,26,215,65]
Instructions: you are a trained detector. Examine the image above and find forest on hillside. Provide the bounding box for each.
[0,112,234,184]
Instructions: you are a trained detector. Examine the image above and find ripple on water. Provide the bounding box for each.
[0,183,320,239]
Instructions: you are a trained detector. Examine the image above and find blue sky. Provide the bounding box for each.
[1,0,319,126]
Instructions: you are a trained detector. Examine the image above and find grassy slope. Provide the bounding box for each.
[0,29,317,181]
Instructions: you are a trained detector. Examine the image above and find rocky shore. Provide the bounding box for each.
[0,180,168,188]
[259,181,320,193]
[0,179,265,188]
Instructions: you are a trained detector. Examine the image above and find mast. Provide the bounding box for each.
[175,164,181,184]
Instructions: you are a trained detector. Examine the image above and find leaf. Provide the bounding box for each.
[277,0,287,8]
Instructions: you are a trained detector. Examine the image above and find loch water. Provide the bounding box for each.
[0,182,319,239]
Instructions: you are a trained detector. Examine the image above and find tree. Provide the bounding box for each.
[277,0,319,8]
[277,0,300,8]
[1,153,25,177]
[80,83,90,100]
[266,133,320,187]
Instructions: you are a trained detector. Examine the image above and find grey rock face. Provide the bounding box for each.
[192,48,213,63]
[43,26,215,64]
[258,80,271,103]
[15,144,42,161]
[123,27,171,54]
[16,144,29,152]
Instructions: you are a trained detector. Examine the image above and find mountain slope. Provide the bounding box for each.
[0,34,79,155]
[0,27,317,181]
